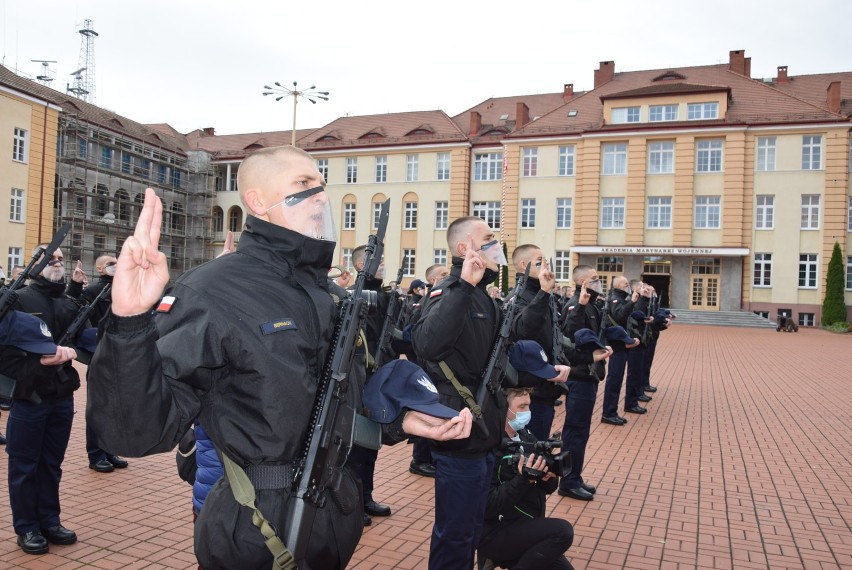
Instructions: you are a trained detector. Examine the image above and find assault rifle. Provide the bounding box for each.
[373,255,407,370]
[0,223,71,322]
[282,199,389,568]
[473,263,530,438]
[58,283,111,365]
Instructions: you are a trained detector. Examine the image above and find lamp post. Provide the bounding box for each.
[262,81,329,146]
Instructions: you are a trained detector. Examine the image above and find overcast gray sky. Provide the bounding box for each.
[2,0,849,135]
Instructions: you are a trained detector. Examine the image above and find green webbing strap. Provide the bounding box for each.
[221,453,296,570]
[438,361,482,418]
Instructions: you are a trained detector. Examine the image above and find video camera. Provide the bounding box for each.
[502,433,572,480]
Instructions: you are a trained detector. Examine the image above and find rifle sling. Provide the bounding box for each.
[220,453,296,570]
[438,361,482,419]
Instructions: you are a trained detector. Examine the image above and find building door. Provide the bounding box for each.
[689,258,720,310]
[642,256,672,308]
[595,255,624,296]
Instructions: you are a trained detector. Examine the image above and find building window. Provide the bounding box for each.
[846,256,852,290]
[474,153,503,181]
[435,201,448,230]
[648,141,674,174]
[756,195,775,230]
[406,154,419,182]
[93,234,106,253]
[602,143,627,175]
[611,106,640,124]
[601,198,625,229]
[694,196,721,228]
[158,164,168,185]
[434,249,447,265]
[172,169,182,188]
[228,207,243,232]
[647,196,672,228]
[10,188,24,222]
[687,102,719,120]
[520,199,536,228]
[802,135,822,170]
[799,313,815,327]
[800,195,820,229]
[13,128,27,162]
[101,147,113,169]
[848,197,852,231]
[798,254,818,288]
[649,104,678,122]
[346,157,358,184]
[317,158,328,181]
[372,202,382,230]
[757,137,776,171]
[554,251,571,281]
[343,203,356,230]
[212,207,223,233]
[341,248,353,271]
[8,247,23,270]
[436,152,451,181]
[696,139,723,172]
[71,233,83,248]
[597,256,624,273]
[75,194,86,215]
[229,169,238,192]
[556,198,572,229]
[753,253,772,287]
[402,249,416,277]
[404,202,418,229]
[121,152,132,174]
[522,148,538,177]
[472,201,501,229]
[375,156,387,183]
[559,146,575,176]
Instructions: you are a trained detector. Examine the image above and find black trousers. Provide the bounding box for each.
[478,516,574,570]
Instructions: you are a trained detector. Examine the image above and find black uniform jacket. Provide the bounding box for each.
[411,259,507,455]
[0,277,81,401]
[483,428,558,537]
[81,274,113,325]
[510,276,562,403]
[562,287,606,382]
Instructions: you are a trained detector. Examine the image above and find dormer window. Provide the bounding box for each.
[649,104,679,122]
[611,106,640,124]
[687,102,719,120]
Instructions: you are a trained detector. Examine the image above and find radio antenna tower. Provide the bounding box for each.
[32,60,57,86]
[67,19,98,103]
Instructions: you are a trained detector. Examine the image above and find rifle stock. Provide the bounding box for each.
[373,255,407,370]
[282,199,390,567]
[58,283,111,364]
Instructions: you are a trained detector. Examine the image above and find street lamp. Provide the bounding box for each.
[262,81,329,146]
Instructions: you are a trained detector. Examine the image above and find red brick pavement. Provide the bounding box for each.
[0,325,850,569]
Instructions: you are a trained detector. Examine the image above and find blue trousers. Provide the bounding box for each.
[430,452,496,570]
[601,350,628,418]
[625,346,646,409]
[348,444,379,503]
[411,436,433,464]
[528,399,557,441]
[5,397,74,534]
[558,380,597,491]
[643,335,658,386]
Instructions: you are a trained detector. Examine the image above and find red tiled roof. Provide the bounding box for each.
[602,82,731,100]
[184,129,317,159]
[451,91,580,142]
[768,71,852,118]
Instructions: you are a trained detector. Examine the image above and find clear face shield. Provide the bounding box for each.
[267,185,337,242]
[478,239,508,267]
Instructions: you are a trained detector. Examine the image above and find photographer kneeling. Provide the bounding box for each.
[477,386,575,570]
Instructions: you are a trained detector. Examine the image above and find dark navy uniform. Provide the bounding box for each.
[601,287,636,419]
[88,216,363,570]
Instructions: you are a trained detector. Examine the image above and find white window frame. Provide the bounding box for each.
[554,251,571,281]
[611,106,640,124]
[404,201,418,229]
[402,249,416,277]
[802,135,822,170]
[800,195,820,230]
[317,158,329,181]
[341,248,353,271]
[372,202,382,230]
[799,313,815,327]
[346,157,358,184]
[436,152,450,181]
[556,198,572,229]
[406,154,419,182]
[798,254,818,289]
[559,146,575,176]
[687,102,719,120]
[375,156,387,183]
[648,141,674,174]
[343,203,356,230]
[601,197,625,229]
[694,196,721,229]
[8,247,23,271]
[12,128,28,163]
[10,188,25,222]
[522,147,538,177]
[434,249,447,266]
[520,198,536,228]
[756,195,775,230]
[757,137,776,172]
[647,196,672,229]
[848,196,852,231]
[846,256,852,290]
[472,201,500,229]
[435,201,449,230]
[753,253,772,287]
[602,143,627,175]
[649,104,678,122]
[474,153,503,181]
[696,139,723,172]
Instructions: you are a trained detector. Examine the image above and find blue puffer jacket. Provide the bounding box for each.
[192,423,224,514]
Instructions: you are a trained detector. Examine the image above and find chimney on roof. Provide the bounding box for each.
[776,66,789,83]
[563,83,574,99]
[516,102,530,129]
[728,50,751,76]
[469,111,482,136]
[594,61,615,88]
[827,81,841,114]
[202,127,215,136]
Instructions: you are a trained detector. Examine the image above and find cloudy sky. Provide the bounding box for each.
[2,0,849,135]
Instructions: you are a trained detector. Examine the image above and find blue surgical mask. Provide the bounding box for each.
[508,410,531,432]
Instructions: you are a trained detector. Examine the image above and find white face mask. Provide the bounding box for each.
[587,279,603,295]
[105,265,117,277]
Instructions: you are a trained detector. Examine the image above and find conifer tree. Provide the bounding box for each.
[821,241,847,326]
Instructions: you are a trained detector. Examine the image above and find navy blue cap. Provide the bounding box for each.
[509,340,558,379]
[363,360,459,423]
[75,327,99,353]
[409,279,426,292]
[573,328,607,351]
[654,308,673,319]
[0,310,58,355]
[631,310,648,321]
[604,325,635,345]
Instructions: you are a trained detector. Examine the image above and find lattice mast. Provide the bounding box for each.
[68,19,98,103]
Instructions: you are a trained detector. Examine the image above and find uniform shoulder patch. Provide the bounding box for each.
[567,305,576,311]
[612,299,619,304]
[260,319,298,335]
[156,295,176,313]
[429,289,442,298]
